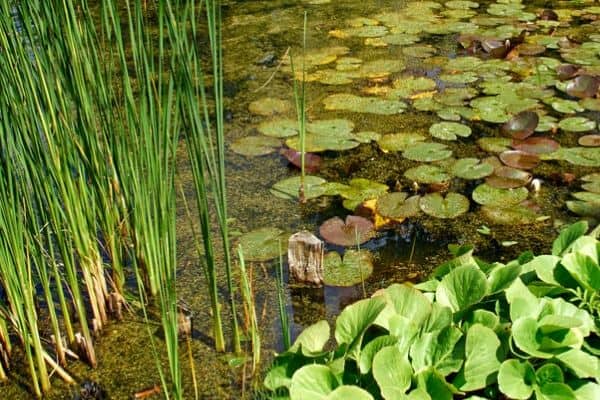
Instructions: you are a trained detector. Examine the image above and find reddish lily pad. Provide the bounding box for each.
[565,75,600,99]
[280,148,322,173]
[511,137,560,154]
[499,150,540,170]
[319,215,375,247]
[556,64,580,81]
[501,111,539,140]
[578,135,600,147]
[485,166,532,189]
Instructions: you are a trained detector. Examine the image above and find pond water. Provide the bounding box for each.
[4,0,600,398]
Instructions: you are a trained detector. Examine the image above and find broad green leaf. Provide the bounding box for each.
[488,262,522,294]
[405,388,432,400]
[528,255,562,285]
[327,385,374,400]
[465,309,499,331]
[536,382,577,400]
[334,297,386,357]
[420,303,453,333]
[436,265,488,313]
[512,317,556,358]
[537,314,582,335]
[373,346,412,399]
[374,284,432,330]
[505,278,539,311]
[561,252,600,292]
[569,235,599,263]
[535,363,564,386]
[457,324,501,391]
[574,382,600,400]
[555,349,600,380]
[289,320,330,356]
[290,364,335,400]
[498,359,536,399]
[416,369,456,400]
[410,326,463,375]
[358,335,397,374]
[389,315,421,354]
[552,221,588,256]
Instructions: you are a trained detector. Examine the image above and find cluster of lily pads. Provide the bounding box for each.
[264,221,600,400]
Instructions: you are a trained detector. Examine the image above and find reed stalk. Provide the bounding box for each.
[237,246,260,374]
[276,242,291,350]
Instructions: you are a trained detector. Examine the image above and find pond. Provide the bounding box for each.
[2,0,600,398]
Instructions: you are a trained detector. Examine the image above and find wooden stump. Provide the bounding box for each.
[288,231,324,286]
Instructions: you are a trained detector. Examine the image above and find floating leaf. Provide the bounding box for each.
[499,150,540,170]
[485,166,532,189]
[541,147,600,167]
[339,178,389,211]
[578,134,600,147]
[324,94,407,114]
[405,165,450,184]
[451,158,494,180]
[249,97,292,116]
[376,193,421,219]
[550,98,584,114]
[472,184,528,207]
[403,44,436,58]
[419,192,470,219]
[238,228,290,262]
[478,137,512,153]
[558,117,596,132]
[502,111,539,140]
[377,133,426,152]
[565,75,600,99]
[481,204,540,225]
[286,134,360,152]
[307,119,355,136]
[319,215,374,247]
[403,142,453,162]
[259,118,299,137]
[280,149,322,173]
[323,250,374,287]
[231,136,281,156]
[512,137,560,154]
[429,122,472,141]
[271,175,328,200]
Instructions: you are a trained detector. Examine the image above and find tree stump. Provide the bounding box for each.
[288,231,324,286]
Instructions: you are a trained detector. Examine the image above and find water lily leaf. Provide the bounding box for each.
[472,184,528,206]
[541,147,600,167]
[403,44,436,58]
[565,75,600,99]
[324,94,407,114]
[307,119,355,136]
[436,264,488,313]
[405,165,450,184]
[456,324,501,391]
[259,118,299,137]
[231,136,281,156]
[536,115,558,132]
[391,76,437,99]
[451,158,494,180]
[238,227,290,262]
[323,250,373,287]
[478,137,512,153]
[358,59,406,78]
[382,33,421,46]
[566,201,600,218]
[377,133,426,152]
[498,359,536,400]
[439,72,478,84]
[480,205,539,225]
[271,175,328,200]
[373,346,412,399]
[283,46,350,71]
[280,149,322,173]
[558,116,596,132]
[579,97,600,111]
[249,97,292,116]
[485,166,532,189]
[286,134,360,152]
[419,192,470,219]
[330,25,388,39]
[572,191,600,203]
[550,98,585,114]
[499,150,540,169]
[429,122,472,141]
[435,87,479,106]
[354,131,381,143]
[403,142,453,162]
[502,111,539,140]
[445,1,479,10]
[339,178,389,211]
[376,193,421,219]
[578,134,600,147]
[512,137,560,154]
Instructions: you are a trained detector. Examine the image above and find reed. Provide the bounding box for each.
[237,246,260,374]
[276,243,291,350]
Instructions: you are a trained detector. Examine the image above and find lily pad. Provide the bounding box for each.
[259,118,299,138]
[478,137,512,153]
[338,178,389,211]
[511,137,560,154]
[323,250,374,287]
[485,167,532,189]
[381,194,425,223]
[472,184,529,207]
[579,134,600,147]
[565,75,600,99]
[499,150,540,170]
[238,228,290,262]
[319,215,375,246]
[271,175,328,200]
[403,44,436,58]
[429,122,472,141]
[419,192,470,219]
[403,142,453,162]
[452,158,494,180]
[550,98,585,114]
[502,111,539,140]
[377,133,426,152]
[280,149,322,173]
[481,204,539,225]
[231,136,281,156]
[567,200,600,218]
[323,94,407,115]
[307,119,355,136]
[541,147,600,167]
[404,165,451,184]
[249,97,292,116]
[445,1,478,10]
[558,117,596,132]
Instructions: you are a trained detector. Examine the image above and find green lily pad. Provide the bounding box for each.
[566,200,600,218]
[558,117,596,132]
[419,192,470,219]
[376,193,421,219]
[429,122,472,141]
[439,72,479,84]
[358,59,406,78]
[403,142,453,162]
[285,134,360,152]
[354,131,382,143]
[329,25,388,38]
[238,227,290,262]
[249,97,293,116]
[231,136,281,156]
[323,94,407,115]
[377,133,426,152]
[445,1,478,10]
[390,76,437,99]
[339,178,389,211]
[535,115,558,133]
[403,44,437,58]
[271,175,328,200]
[452,158,494,180]
[382,33,421,46]
[323,250,374,287]
[481,205,540,225]
[436,106,478,122]
[541,147,600,167]
[259,118,299,138]
[478,137,512,153]
[550,98,585,114]
[404,165,451,184]
[307,119,355,136]
[472,184,529,207]
[435,88,479,106]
